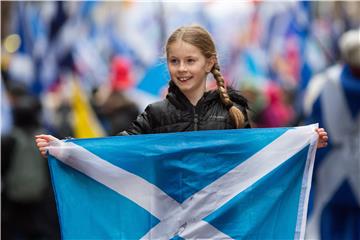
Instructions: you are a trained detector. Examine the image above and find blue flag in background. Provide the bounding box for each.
[48,125,318,239]
[137,60,170,97]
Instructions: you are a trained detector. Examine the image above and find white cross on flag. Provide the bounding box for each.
[48,124,319,239]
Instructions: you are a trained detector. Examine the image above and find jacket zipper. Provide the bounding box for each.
[193,108,198,131]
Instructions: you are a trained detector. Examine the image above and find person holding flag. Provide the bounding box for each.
[35,25,328,154]
[34,24,329,239]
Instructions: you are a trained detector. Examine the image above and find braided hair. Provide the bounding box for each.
[166,25,245,128]
[211,62,245,128]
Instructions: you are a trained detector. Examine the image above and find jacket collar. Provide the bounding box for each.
[166,81,219,111]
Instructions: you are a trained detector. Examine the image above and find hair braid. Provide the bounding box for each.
[211,62,245,128]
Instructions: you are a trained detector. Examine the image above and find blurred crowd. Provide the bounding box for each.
[1,1,359,240]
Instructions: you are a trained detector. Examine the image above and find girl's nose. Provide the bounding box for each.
[179,62,187,72]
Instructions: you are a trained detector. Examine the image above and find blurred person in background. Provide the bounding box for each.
[255,82,295,128]
[94,55,140,136]
[1,83,60,240]
[304,28,360,240]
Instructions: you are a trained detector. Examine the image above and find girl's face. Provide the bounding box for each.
[167,40,214,98]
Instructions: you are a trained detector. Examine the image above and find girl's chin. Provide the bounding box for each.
[175,81,191,88]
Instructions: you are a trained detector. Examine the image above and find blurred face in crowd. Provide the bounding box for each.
[167,40,213,100]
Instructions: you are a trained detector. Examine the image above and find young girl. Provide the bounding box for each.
[36,25,328,156]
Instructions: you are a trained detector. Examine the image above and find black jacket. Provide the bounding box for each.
[121,81,250,135]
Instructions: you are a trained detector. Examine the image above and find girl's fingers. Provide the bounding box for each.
[35,134,59,142]
[37,142,49,148]
[35,138,48,143]
[317,141,328,148]
[320,135,328,141]
[35,134,58,158]
[35,139,50,146]
[39,147,47,152]
[315,128,328,149]
[40,150,47,157]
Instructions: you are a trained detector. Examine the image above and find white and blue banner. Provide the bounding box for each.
[48,124,318,239]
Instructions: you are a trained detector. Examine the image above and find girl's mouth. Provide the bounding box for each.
[178,76,192,82]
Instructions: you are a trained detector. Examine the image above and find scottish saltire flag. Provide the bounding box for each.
[48,124,318,239]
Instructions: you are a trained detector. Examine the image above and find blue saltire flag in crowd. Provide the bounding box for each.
[304,64,360,240]
[48,124,319,239]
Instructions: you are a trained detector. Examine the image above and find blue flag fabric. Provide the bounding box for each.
[48,125,318,239]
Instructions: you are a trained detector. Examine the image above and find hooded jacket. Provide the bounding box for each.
[121,81,250,135]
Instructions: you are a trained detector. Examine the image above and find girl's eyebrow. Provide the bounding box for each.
[168,55,198,58]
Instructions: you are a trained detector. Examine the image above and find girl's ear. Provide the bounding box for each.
[206,56,216,73]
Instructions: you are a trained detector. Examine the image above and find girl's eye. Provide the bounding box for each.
[170,59,178,65]
[187,59,195,64]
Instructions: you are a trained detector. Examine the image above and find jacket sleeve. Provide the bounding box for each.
[117,105,153,135]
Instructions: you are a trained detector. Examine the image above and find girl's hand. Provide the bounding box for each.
[35,134,59,158]
[316,128,328,149]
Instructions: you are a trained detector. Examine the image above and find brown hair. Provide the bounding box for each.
[166,25,245,128]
